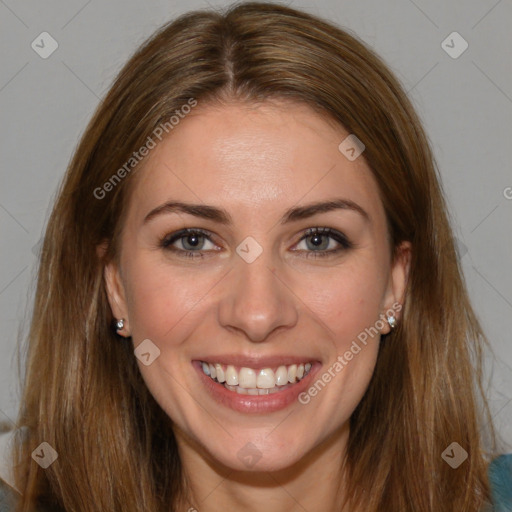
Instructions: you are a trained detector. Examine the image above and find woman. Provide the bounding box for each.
[1,2,510,510]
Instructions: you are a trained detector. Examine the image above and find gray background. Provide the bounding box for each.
[1,0,511,449]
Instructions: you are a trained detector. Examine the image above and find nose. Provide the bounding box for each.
[217,252,299,343]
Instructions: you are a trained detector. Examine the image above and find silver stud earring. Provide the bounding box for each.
[387,314,397,329]
[116,318,125,331]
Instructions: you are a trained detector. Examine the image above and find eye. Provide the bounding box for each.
[159,226,352,260]
[293,227,352,258]
[159,228,218,259]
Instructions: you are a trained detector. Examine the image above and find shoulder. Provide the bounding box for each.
[0,428,17,490]
[488,453,512,511]
[0,429,56,512]
[0,428,20,511]
[0,475,19,511]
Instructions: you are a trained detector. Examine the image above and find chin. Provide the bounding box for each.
[202,435,310,473]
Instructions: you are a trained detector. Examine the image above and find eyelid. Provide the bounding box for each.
[299,226,352,246]
[161,226,210,240]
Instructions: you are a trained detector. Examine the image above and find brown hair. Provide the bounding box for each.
[12,2,495,510]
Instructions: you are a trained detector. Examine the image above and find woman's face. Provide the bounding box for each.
[105,100,410,472]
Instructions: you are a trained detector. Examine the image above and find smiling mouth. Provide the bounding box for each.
[200,361,313,395]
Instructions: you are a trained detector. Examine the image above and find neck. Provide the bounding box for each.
[175,422,351,512]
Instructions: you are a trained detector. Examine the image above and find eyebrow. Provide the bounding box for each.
[143,198,369,226]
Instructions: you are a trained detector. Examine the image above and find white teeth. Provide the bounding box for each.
[239,367,257,389]
[288,364,297,383]
[215,364,225,383]
[200,361,314,392]
[256,368,275,389]
[275,365,288,386]
[225,365,238,386]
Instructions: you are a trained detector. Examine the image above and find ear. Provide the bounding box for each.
[380,241,411,334]
[97,242,130,336]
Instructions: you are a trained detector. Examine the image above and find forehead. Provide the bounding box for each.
[125,100,385,227]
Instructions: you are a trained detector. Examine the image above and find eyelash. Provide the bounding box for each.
[159,227,353,260]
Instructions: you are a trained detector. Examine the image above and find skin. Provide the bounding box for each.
[104,100,411,511]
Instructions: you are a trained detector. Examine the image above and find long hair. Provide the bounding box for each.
[12,2,495,510]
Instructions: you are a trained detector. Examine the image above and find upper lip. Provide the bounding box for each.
[195,355,317,368]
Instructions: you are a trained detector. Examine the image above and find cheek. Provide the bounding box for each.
[298,262,384,424]
[299,260,386,348]
[122,256,214,341]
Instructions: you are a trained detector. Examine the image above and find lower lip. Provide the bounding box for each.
[193,361,320,414]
